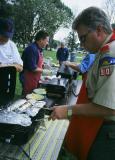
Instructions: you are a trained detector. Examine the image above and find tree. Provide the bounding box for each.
[66,31,78,52]
[0,0,14,18]
[4,0,73,48]
[103,0,115,23]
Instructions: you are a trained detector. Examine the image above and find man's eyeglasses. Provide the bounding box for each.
[79,30,91,44]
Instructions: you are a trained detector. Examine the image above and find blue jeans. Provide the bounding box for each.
[87,123,115,160]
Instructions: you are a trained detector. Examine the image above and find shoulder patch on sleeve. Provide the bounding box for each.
[99,56,115,67]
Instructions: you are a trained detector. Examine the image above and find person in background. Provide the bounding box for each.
[50,7,115,160]
[0,18,23,72]
[20,30,49,96]
[56,42,69,65]
[64,52,95,77]
[70,48,76,62]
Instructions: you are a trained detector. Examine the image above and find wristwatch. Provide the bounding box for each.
[67,108,73,119]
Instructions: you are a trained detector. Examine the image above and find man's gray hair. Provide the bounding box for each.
[72,7,112,34]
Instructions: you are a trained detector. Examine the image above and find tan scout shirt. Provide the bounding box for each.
[86,37,115,110]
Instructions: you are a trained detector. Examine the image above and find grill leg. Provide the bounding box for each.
[18,145,32,160]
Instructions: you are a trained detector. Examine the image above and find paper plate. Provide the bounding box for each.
[33,88,46,95]
[26,93,44,100]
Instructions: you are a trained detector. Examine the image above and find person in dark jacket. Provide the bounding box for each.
[56,42,69,65]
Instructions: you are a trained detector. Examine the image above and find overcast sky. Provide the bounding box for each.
[54,0,104,41]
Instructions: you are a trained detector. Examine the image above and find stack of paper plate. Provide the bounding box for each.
[33,88,46,95]
[26,93,44,100]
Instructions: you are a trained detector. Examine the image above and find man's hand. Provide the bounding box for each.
[42,69,52,76]
[49,105,68,121]
[63,61,71,67]
[13,64,23,72]
[0,63,23,72]
[43,63,51,69]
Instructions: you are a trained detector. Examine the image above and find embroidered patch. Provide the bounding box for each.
[99,56,115,67]
[100,67,111,76]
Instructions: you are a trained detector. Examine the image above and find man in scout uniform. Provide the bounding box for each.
[49,7,115,160]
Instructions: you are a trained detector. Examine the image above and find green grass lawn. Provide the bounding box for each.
[44,50,57,63]
[14,73,22,99]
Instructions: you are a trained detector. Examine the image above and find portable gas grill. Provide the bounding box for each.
[0,67,47,145]
[0,99,46,145]
[0,66,16,105]
[43,77,69,98]
[0,66,79,160]
[41,64,78,99]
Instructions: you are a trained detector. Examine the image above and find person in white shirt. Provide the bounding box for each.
[0,18,23,72]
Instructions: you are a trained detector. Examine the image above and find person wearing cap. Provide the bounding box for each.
[56,42,69,66]
[20,30,49,96]
[49,7,115,160]
[0,18,23,72]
